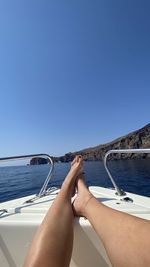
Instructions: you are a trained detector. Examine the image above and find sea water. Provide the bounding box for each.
[0,159,150,203]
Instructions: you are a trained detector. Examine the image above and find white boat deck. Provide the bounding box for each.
[0,186,150,267]
[0,186,150,220]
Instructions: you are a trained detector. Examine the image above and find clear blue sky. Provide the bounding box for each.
[0,0,150,157]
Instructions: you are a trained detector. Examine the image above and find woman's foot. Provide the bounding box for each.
[73,175,94,217]
[61,155,83,198]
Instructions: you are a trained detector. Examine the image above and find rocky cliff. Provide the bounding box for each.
[57,123,150,162]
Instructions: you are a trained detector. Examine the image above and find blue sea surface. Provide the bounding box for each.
[0,159,150,203]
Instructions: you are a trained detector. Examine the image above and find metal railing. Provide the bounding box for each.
[104,148,150,196]
[0,154,54,201]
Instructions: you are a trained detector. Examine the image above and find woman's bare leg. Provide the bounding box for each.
[23,155,83,267]
[73,176,150,267]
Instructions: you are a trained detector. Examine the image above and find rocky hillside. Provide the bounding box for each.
[56,123,150,162]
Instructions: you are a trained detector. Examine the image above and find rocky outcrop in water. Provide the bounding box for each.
[56,123,150,162]
[30,157,49,165]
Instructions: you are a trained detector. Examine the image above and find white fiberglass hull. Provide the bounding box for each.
[0,186,150,267]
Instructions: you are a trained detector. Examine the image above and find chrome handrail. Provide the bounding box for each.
[104,148,150,196]
[0,154,54,199]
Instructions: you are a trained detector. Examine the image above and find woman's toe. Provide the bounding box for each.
[71,156,78,166]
